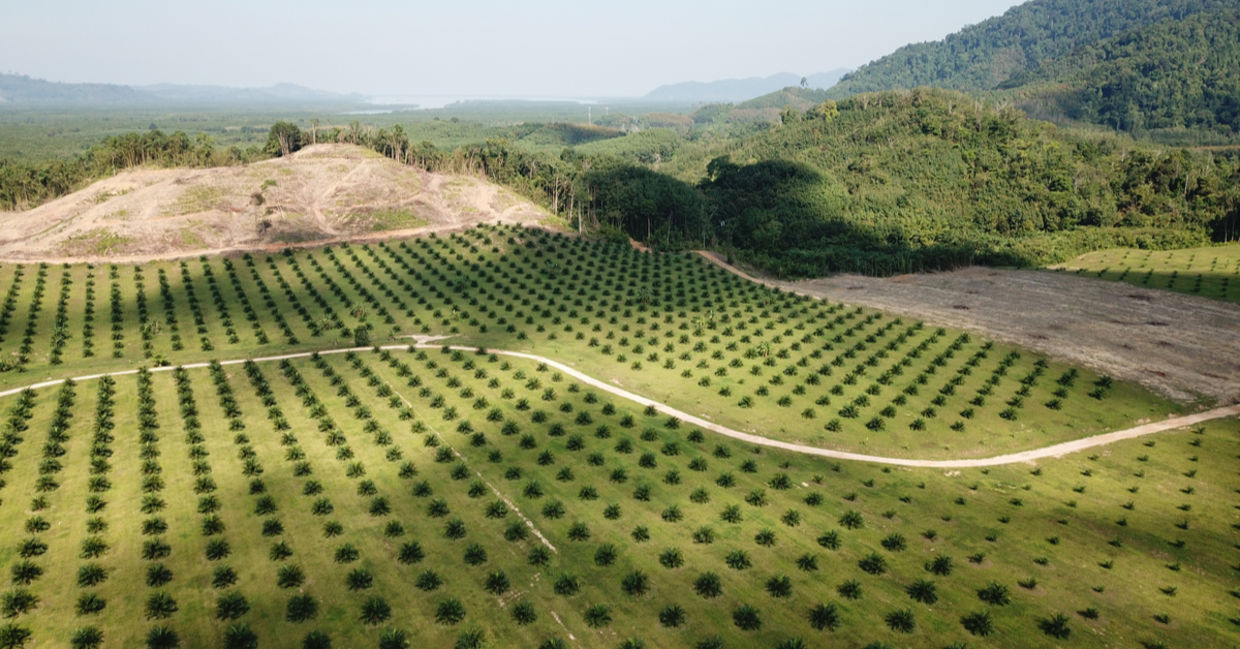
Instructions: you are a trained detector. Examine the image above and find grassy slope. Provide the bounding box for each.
[0,226,1179,459]
[0,347,1234,648]
[1049,242,1240,304]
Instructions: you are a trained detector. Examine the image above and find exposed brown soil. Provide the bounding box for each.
[0,143,549,262]
[698,252,1240,405]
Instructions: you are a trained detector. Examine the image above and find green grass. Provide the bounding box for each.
[0,347,1233,648]
[1050,243,1240,304]
[351,209,427,233]
[0,225,1232,648]
[0,225,1179,459]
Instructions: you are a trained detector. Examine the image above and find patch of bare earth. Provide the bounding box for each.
[698,252,1240,405]
[0,143,550,263]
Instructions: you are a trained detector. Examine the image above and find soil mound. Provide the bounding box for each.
[0,143,548,261]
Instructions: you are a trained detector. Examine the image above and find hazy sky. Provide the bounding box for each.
[2,0,1021,98]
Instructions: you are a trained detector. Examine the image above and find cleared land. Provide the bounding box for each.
[1049,243,1240,304]
[700,253,1240,406]
[0,144,549,262]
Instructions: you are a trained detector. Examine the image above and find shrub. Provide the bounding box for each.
[765,575,793,598]
[484,571,510,595]
[434,598,466,625]
[732,604,761,630]
[222,624,257,649]
[694,572,723,598]
[977,582,1010,606]
[906,579,937,604]
[583,604,612,628]
[215,591,249,620]
[144,592,177,620]
[837,580,862,600]
[961,610,994,636]
[553,574,579,596]
[1039,613,1071,639]
[858,553,887,575]
[512,601,537,625]
[360,597,392,625]
[378,628,410,649]
[286,594,318,622]
[926,555,953,576]
[884,609,915,633]
[808,603,840,631]
[659,604,686,627]
[301,631,330,649]
[144,627,178,649]
[70,627,103,649]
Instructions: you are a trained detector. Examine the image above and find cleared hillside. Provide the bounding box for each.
[0,144,549,261]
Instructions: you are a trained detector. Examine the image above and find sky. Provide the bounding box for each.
[1,0,1022,99]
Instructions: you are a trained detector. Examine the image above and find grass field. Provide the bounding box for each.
[0,346,1234,649]
[0,225,1234,648]
[0,225,1179,459]
[1050,243,1240,304]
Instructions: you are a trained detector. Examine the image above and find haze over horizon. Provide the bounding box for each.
[2,0,1021,99]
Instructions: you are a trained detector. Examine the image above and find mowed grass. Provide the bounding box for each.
[0,225,1180,459]
[1049,242,1240,304]
[0,347,1235,649]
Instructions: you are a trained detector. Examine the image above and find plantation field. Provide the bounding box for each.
[0,225,1180,459]
[0,347,1235,649]
[1050,243,1240,304]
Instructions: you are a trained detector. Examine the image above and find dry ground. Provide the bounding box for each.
[0,143,549,262]
[699,253,1240,405]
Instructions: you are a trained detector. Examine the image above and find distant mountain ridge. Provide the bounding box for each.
[0,73,366,107]
[645,70,849,103]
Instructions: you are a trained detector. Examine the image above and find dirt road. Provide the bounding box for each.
[698,253,1240,405]
[1,340,1234,468]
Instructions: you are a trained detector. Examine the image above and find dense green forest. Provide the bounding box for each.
[826,0,1240,142]
[828,0,1231,95]
[1002,6,1240,136]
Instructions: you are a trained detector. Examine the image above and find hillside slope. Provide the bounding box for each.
[0,144,548,261]
[826,0,1232,97]
[1002,6,1240,136]
[643,88,1238,275]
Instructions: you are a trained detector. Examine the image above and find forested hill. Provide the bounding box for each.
[1001,6,1240,137]
[652,89,1239,276]
[826,0,1233,97]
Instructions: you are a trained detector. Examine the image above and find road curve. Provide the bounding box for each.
[0,340,1235,468]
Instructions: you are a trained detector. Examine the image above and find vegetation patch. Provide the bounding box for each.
[57,228,133,256]
[170,184,227,215]
[1050,243,1240,304]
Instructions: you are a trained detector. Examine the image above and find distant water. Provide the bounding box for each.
[362,94,602,110]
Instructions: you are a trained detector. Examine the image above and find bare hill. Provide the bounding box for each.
[0,144,550,262]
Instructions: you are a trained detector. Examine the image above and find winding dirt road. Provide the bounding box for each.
[1,339,1234,468]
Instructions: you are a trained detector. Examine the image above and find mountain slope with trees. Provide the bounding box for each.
[360,89,1238,276]
[826,0,1233,97]
[1001,6,1240,137]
